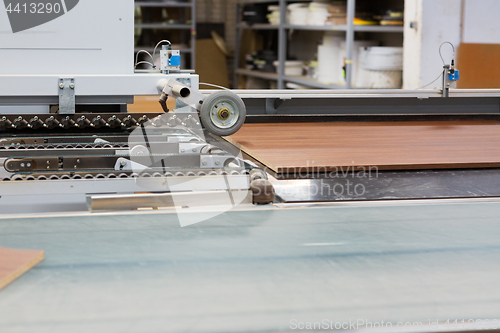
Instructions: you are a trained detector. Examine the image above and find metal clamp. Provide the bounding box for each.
[58,78,75,114]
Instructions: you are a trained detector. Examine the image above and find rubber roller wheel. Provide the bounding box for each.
[200,91,246,136]
[250,179,275,204]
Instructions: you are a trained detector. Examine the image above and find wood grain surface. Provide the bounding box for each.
[226,121,500,173]
[0,248,44,291]
[128,96,176,114]
[457,43,500,89]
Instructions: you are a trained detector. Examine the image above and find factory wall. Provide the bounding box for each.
[404,0,500,89]
[462,0,500,44]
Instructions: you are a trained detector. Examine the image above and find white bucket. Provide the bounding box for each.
[317,34,342,84]
[339,40,378,86]
[357,47,403,88]
[307,10,331,25]
[267,5,280,25]
[318,44,340,84]
[359,46,403,71]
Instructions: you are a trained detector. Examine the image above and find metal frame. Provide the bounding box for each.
[0,73,199,113]
[200,88,500,116]
[0,175,251,214]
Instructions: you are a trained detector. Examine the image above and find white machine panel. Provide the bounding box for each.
[0,0,134,75]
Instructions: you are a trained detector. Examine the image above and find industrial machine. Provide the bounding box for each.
[0,0,272,214]
[1,0,499,216]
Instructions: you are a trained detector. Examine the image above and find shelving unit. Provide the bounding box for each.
[135,0,196,69]
[234,0,404,89]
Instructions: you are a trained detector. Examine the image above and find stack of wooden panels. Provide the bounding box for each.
[226,121,500,174]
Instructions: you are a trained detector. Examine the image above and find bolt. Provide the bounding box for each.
[215,161,220,166]
[69,83,75,89]
[120,160,127,167]
[47,161,50,165]
[1,117,5,121]
[20,163,25,168]
[180,149,185,153]
[76,159,80,163]
[27,163,31,168]
[192,148,197,152]
[47,166,50,169]
[59,83,65,89]
[202,161,207,166]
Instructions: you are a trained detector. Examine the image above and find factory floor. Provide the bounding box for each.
[1,201,500,333]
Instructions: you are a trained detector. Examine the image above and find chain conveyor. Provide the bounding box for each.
[0,111,275,214]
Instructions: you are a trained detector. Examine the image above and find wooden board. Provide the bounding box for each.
[457,43,500,89]
[128,96,176,114]
[226,121,500,174]
[196,39,230,89]
[0,248,45,291]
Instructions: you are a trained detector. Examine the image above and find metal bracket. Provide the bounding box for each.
[58,78,75,114]
[200,155,242,169]
[265,98,285,114]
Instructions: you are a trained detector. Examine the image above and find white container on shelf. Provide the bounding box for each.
[288,3,309,26]
[307,2,331,26]
[338,40,378,86]
[318,44,341,84]
[274,60,305,76]
[356,46,403,88]
[267,5,280,25]
[359,46,403,70]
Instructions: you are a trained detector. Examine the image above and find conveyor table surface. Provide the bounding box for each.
[0,202,499,332]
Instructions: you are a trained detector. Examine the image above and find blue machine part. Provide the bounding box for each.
[169,55,181,67]
[448,70,460,81]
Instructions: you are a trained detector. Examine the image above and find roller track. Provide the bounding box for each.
[0,117,257,182]
[0,112,200,130]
